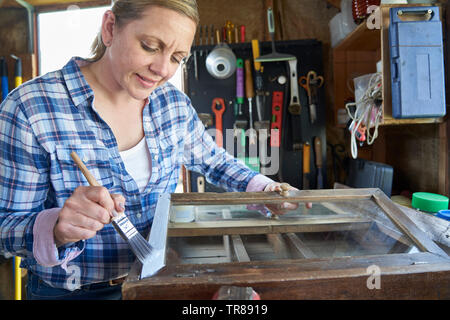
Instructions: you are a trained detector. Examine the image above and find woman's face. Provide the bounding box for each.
[103,6,196,100]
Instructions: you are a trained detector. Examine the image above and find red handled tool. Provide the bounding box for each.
[270,91,283,147]
[211,98,226,148]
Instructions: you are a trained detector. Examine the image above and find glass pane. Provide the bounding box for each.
[167,199,420,265]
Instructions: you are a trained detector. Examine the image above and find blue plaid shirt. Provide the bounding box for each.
[0,57,258,290]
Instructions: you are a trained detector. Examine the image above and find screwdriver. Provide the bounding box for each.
[245,59,256,145]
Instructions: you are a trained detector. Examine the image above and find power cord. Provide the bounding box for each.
[345,73,382,159]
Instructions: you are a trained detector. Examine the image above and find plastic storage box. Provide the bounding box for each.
[346,158,394,197]
[389,6,446,118]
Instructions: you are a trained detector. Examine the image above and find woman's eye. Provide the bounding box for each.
[171,56,183,64]
[172,56,188,65]
[141,42,157,52]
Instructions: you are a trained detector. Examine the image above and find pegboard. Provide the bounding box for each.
[184,39,327,192]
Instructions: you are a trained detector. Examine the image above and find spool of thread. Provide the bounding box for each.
[411,192,449,214]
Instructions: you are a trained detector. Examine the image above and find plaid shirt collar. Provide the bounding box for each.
[61,57,94,108]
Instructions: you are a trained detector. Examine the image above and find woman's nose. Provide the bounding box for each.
[149,53,171,78]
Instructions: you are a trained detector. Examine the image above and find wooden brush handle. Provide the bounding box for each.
[70,151,120,219]
[70,151,101,187]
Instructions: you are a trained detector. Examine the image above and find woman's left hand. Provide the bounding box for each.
[263,182,312,216]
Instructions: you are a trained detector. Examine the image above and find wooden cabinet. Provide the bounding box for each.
[332,4,445,127]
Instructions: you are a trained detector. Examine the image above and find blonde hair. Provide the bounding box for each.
[89,0,199,61]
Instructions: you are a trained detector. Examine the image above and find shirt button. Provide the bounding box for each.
[136,213,142,218]
[82,156,88,163]
[153,155,158,160]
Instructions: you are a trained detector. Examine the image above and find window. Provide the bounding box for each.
[37,5,183,89]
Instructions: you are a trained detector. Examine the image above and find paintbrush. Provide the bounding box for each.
[70,151,153,265]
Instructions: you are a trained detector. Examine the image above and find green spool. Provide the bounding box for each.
[411,192,449,213]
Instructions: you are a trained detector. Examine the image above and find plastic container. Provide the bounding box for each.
[411,192,449,213]
[436,210,450,221]
[330,13,346,47]
[389,6,446,118]
[341,0,357,35]
[346,158,393,197]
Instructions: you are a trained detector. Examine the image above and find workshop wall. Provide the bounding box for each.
[195,0,340,188]
[0,7,37,90]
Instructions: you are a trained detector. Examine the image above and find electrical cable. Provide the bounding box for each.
[345,73,382,159]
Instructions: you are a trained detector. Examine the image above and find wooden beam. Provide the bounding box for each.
[168,216,372,237]
[373,190,449,257]
[266,234,290,259]
[284,233,317,259]
[170,188,376,205]
[123,252,450,300]
[230,235,250,262]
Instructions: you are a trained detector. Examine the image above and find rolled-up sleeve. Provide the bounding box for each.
[0,94,82,267]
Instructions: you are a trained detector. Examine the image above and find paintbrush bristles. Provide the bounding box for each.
[70,151,154,265]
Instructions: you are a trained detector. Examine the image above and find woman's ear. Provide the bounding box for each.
[101,10,116,47]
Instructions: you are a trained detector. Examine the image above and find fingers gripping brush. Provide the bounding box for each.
[70,152,154,265]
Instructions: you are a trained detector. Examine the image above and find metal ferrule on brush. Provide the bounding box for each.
[112,211,138,240]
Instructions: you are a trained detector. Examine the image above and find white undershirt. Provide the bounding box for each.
[119,137,152,192]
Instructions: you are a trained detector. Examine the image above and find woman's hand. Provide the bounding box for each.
[263,182,312,216]
[53,186,125,247]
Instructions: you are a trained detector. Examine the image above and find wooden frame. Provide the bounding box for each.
[123,188,450,300]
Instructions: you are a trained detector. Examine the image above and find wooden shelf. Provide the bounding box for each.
[334,21,381,52]
[332,4,445,128]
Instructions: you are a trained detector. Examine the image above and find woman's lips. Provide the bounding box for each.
[136,73,157,88]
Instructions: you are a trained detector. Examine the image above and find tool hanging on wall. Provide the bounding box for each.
[1,57,8,102]
[251,39,266,122]
[270,91,283,148]
[255,8,296,63]
[299,71,324,124]
[198,113,213,128]
[190,37,198,81]
[234,59,247,157]
[303,142,311,190]
[206,30,237,79]
[240,25,246,43]
[197,176,205,193]
[287,58,303,151]
[211,98,226,148]
[225,21,234,44]
[198,25,203,56]
[245,59,257,146]
[314,136,324,189]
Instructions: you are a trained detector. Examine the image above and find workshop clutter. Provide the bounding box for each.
[185,9,327,192]
[389,6,446,119]
[345,73,383,159]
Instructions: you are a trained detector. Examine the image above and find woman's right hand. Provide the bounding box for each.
[53,186,125,247]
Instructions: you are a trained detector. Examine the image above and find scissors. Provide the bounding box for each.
[299,71,324,124]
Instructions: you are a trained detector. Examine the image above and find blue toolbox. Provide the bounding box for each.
[389,6,446,118]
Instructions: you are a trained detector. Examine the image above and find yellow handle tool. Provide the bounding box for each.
[12,54,23,301]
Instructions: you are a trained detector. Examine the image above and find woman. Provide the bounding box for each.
[0,0,298,300]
